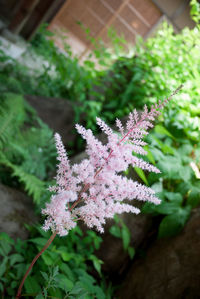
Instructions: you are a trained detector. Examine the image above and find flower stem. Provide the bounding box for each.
[16,231,57,298]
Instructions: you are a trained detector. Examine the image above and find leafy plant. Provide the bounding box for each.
[0,93,56,204]
[190,0,200,25]
[142,116,200,238]
[0,226,112,298]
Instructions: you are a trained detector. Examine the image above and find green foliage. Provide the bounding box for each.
[142,114,200,238]
[0,227,113,298]
[0,93,25,148]
[79,24,127,67]
[109,215,135,259]
[190,0,200,25]
[0,93,56,204]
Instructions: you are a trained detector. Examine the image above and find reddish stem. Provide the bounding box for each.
[69,183,90,211]
[16,231,57,298]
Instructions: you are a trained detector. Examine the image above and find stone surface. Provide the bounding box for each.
[117,209,200,299]
[0,183,38,240]
[25,95,77,146]
[0,35,26,58]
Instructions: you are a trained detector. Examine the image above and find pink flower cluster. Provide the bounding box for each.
[42,87,182,236]
[42,108,157,236]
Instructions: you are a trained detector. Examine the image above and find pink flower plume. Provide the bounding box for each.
[42,86,182,236]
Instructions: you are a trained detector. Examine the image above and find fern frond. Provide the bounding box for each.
[11,165,45,204]
[0,152,45,204]
[0,93,25,149]
[0,94,56,203]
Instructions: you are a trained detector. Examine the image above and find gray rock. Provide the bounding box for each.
[117,209,200,299]
[0,183,38,240]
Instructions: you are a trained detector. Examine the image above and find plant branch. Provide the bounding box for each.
[16,231,57,298]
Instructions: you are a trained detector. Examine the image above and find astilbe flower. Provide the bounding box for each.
[42,87,182,236]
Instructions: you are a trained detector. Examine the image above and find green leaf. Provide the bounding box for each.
[56,274,74,291]
[134,167,149,185]
[164,192,183,204]
[187,186,200,208]
[60,263,76,282]
[121,225,131,250]
[151,181,163,193]
[48,287,63,298]
[79,275,97,293]
[9,253,24,266]
[0,232,14,244]
[93,235,102,250]
[93,286,106,299]
[0,240,12,256]
[158,156,181,179]
[93,259,103,275]
[154,125,175,139]
[29,237,48,247]
[14,263,26,279]
[89,255,103,275]
[142,202,158,214]
[10,163,45,203]
[152,136,174,154]
[144,146,156,165]
[24,276,41,294]
[11,281,18,289]
[0,257,8,276]
[128,246,135,259]
[74,226,83,237]
[178,165,192,182]
[154,200,182,215]
[70,282,86,295]
[109,225,121,238]
[113,214,121,224]
[41,251,58,266]
[84,60,95,68]
[52,265,59,277]
[40,271,48,281]
[60,251,74,262]
[158,206,191,238]
[177,143,193,156]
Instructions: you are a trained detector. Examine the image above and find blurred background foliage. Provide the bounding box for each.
[0,0,200,297]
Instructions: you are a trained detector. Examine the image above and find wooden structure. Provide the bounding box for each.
[0,0,195,58]
[49,0,162,58]
[0,0,65,39]
[48,0,194,59]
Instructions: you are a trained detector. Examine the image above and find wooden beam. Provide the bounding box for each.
[9,0,40,34]
[28,0,66,39]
